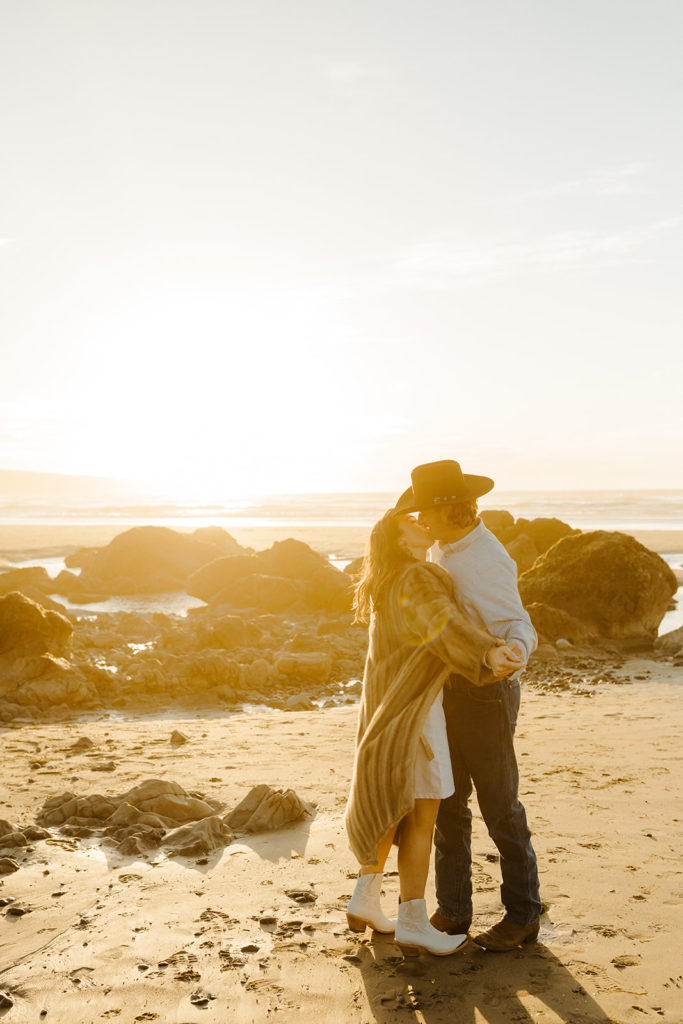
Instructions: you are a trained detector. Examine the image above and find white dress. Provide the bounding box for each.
[413,689,455,800]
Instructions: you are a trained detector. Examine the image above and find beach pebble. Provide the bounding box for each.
[612,954,640,969]
[6,904,29,916]
[69,736,95,752]
[285,889,317,904]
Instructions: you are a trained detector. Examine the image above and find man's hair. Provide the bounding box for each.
[442,499,478,529]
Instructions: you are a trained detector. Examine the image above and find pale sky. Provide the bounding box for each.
[1,0,682,497]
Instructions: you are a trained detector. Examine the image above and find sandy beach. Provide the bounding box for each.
[0,659,681,1023]
[1,514,682,1023]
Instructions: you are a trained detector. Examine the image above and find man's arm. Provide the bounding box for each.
[472,558,537,664]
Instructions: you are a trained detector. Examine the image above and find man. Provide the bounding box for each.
[395,459,542,951]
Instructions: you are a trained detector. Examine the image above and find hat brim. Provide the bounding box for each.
[392,475,494,515]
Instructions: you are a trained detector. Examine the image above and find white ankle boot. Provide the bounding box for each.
[395,898,468,956]
[346,872,396,934]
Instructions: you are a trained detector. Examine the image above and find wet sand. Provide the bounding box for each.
[1,659,682,1023]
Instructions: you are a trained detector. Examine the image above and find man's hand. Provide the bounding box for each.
[486,643,525,681]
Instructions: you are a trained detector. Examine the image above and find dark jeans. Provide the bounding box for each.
[434,676,541,926]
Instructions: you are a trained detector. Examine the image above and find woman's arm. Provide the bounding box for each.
[397,564,498,685]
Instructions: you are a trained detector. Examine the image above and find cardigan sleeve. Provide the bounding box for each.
[396,564,496,686]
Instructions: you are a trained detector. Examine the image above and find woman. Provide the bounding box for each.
[344,509,523,957]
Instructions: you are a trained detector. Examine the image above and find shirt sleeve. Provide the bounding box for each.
[398,565,496,685]
[474,556,538,663]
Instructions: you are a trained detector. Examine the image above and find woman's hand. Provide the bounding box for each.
[486,643,525,681]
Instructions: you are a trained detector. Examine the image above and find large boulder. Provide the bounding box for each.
[211,575,304,613]
[186,555,260,602]
[0,592,72,661]
[525,602,598,645]
[74,526,247,594]
[519,531,678,641]
[504,534,540,575]
[255,539,329,580]
[480,510,578,555]
[0,566,53,596]
[513,517,579,554]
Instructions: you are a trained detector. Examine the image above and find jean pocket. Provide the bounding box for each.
[466,681,503,705]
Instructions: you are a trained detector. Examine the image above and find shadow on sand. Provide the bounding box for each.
[354,934,619,1024]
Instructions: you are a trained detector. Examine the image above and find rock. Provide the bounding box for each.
[654,624,683,654]
[174,652,241,691]
[525,602,599,644]
[284,693,314,711]
[255,539,330,581]
[75,525,248,595]
[224,784,314,832]
[0,858,20,876]
[519,531,678,641]
[170,729,189,745]
[0,566,53,595]
[479,509,515,536]
[0,990,14,1008]
[513,517,579,555]
[305,566,353,613]
[187,555,262,602]
[505,534,540,575]
[37,792,118,827]
[555,638,573,650]
[49,569,109,603]
[0,831,28,849]
[275,652,332,684]
[69,736,95,753]
[240,659,271,688]
[163,815,234,857]
[530,642,560,663]
[0,592,73,661]
[7,656,99,712]
[194,613,258,649]
[112,825,165,856]
[191,527,246,557]
[211,575,304,613]
[343,557,364,578]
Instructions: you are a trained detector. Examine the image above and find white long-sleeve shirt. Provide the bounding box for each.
[429,520,537,674]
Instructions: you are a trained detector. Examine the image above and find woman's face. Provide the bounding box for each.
[397,513,433,557]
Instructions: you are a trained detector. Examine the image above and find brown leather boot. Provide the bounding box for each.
[472,916,539,951]
[429,911,472,936]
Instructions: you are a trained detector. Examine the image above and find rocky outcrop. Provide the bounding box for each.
[224,784,314,832]
[68,526,247,595]
[0,591,72,661]
[35,779,311,858]
[519,531,678,643]
[480,510,579,575]
[0,566,53,595]
[0,593,102,719]
[525,602,599,645]
[187,539,353,614]
[655,625,683,656]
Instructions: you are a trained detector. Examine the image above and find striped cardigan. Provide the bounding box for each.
[345,561,495,866]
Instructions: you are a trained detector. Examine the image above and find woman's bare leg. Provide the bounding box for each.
[397,798,440,902]
[359,822,397,875]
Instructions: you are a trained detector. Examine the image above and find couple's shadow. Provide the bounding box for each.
[354,934,614,1024]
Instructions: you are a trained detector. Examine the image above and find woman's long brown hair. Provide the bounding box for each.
[353,510,416,623]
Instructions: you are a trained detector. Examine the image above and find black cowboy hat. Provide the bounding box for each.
[394,459,494,515]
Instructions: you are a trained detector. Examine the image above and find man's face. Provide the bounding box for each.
[417,506,445,541]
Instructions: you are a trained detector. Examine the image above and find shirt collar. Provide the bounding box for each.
[437,519,484,556]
